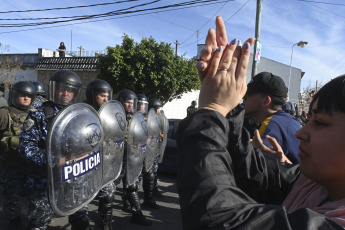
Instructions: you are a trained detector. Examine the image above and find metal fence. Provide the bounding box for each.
[67,50,107,57]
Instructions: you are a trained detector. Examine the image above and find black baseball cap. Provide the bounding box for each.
[246,72,288,98]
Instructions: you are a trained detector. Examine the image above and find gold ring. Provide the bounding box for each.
[212,47,219,53]
[217,68,228,72]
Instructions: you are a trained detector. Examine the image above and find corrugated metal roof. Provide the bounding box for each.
[36,57,98,70]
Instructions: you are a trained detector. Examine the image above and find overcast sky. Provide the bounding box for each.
[1,0,345,90]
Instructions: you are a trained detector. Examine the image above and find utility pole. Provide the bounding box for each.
[174,40,180,57]
[196,30,199,44]
[251,0,262,78]
[77,45,84,57]
[71,30,73,54]
[316,80,318,92]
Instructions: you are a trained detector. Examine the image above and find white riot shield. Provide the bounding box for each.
[126,112,148,185]
[144,109,161,172]
[99,100,126,187]
[158,110,169,163]
[46,103,104,216]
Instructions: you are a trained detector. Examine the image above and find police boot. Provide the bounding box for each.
[142,172,159,209]
[69,215,90,230]
[131,210,152,226]
[128,192,152,226]
[153,187,163,198]
[25,224,41,230]
[10,217,24,230]
[121,195,131,213]
[153,174,163,198]
[98,195,114,230]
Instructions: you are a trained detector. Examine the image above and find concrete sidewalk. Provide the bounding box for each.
[0,173,182,230]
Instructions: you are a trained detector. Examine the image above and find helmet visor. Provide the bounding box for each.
[10,88,35,109]
[50,81,80,105]
[92,89,113,107]
[123,97,137,114]
[137,100,148,114]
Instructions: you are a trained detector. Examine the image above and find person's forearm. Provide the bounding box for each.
[177,109,339,230]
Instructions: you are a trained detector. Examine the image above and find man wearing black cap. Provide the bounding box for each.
[243,72,301,164]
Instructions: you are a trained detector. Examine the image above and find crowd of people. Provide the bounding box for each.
[0,71,167,230]
[177,16,345,229]
[1,16,344,230]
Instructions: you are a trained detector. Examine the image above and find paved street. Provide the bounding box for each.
[0,173,182,230]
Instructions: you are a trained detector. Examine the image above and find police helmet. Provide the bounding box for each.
[86,79,113,108]
[136,94,148,115]
[31,81,46,97]
[10,81,36,109]
[282,102,296,116]
[116,89,137,114]
[148,98,162,113]
[49,70,82,105]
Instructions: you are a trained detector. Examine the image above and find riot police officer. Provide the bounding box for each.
[0,81,36,229]
[115,89,152,226]
[85,79,115,230]
[136,94,148,114]
[18,70,90,230]
[148,98,164,198]
[137,94,160,209]
[0,83,8,108]
[30,81,47,108]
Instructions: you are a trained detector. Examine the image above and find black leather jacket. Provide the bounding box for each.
[176,105,342,230]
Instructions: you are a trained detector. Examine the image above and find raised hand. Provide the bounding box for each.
[252,129,292,164]
[196,16,255,116]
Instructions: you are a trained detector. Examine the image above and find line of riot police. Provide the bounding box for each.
[0,70,168,230]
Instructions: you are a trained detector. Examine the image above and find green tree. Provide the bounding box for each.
[97,34,200,104]
[300,81,323,113]
[0,43,22,91]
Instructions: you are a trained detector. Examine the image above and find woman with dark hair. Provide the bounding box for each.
[57,42,66,57]
[177,16,345,229]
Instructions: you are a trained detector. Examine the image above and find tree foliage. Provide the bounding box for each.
[300,81,324,112]
[97,34,200,104]
[0,43,22,91]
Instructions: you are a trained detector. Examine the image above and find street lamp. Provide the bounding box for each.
[289,41,308,93]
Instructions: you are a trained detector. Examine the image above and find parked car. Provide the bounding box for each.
[158,119,180,174]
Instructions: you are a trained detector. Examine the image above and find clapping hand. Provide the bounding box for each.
[252,129,292,164]
[197,16,255,117]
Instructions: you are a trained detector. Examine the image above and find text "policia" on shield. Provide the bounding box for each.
[61,150,101,182]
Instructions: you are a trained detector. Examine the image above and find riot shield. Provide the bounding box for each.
[46,103,104,216]
[126,112,148,186]
[144,109,161,172]
[99,100,126,187]
[158,110,169,163]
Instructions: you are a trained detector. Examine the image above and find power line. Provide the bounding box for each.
[1,0,66,44]
[0,0,140,14]
[224,0,251,22]
[147,14,195,31]
[0,0,160,24]
[263,1,344,29]
[180,0,251,49]
[296,0,345,6]
[0,0,224,27]
[0,1,225,34]
[180,0,233,45]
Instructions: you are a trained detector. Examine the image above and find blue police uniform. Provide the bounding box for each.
[114,112,152,226]
[31,95,47,108]
[19,101,89,229]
